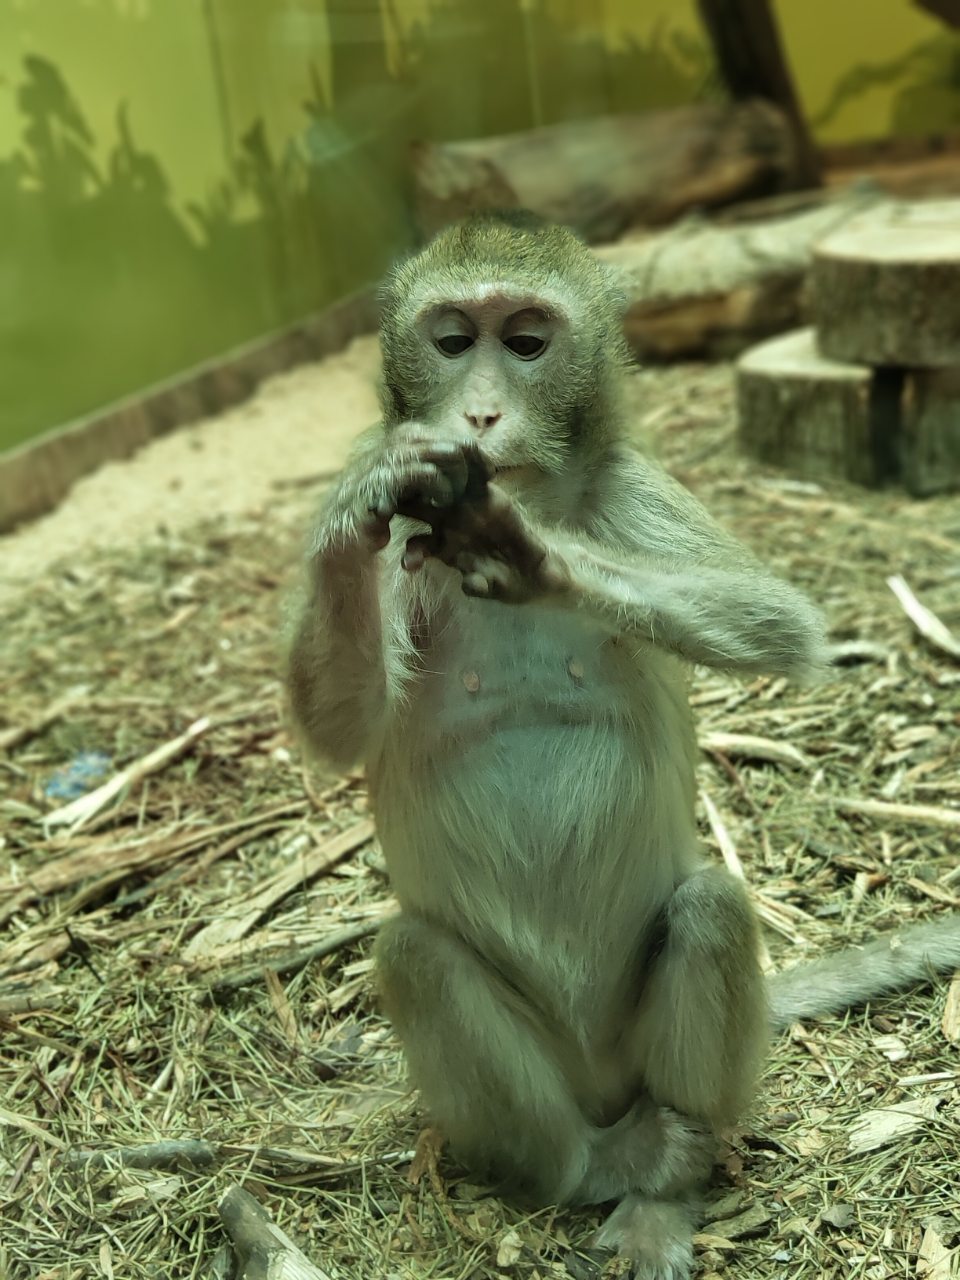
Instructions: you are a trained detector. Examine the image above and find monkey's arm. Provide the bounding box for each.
[551,447,826,678]
[286,428,393,770]
[287,552,386,771]
[407,447,826,678]
[288,428,489,767]
[559,542,825,679]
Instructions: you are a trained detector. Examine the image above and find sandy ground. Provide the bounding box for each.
[0,335,382,606]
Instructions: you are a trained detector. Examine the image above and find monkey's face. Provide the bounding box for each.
[379,214,629,482]
[412,287,574,479]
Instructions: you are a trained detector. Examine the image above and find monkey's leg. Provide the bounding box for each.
[585,867,767,1278]
[629,865,769,1128]
[375,914,594,1204]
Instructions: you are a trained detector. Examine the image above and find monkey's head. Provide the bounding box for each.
[379,211,629,482]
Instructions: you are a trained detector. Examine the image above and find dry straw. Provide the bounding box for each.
[1,361,958,1278]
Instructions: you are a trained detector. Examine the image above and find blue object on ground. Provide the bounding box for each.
[44,751,113,801]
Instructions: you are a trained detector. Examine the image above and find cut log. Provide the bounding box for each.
[593,187,885,360]
[812,201,960,367]
[412,101,802,243]
[736,328,882,485]
[901,367,960,496]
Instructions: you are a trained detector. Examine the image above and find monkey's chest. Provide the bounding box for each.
[413,605,630,742]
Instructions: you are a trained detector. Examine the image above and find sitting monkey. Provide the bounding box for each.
[288,211,960,1279]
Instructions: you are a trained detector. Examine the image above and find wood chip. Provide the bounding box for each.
[887,574,960,661]
[700,730,811,769]
[496,1229,524,1268]
[941,971,960,1044]
[820,1203,856,1229]
[917,1222,956,1279]
[873,1033,909,1062]
[218,1183,333,1280]
[702,1203,773,1240]
[906,877,960,908]
[264,970,300,1047]
[837,797,960,830]
[848,1097,943,1153]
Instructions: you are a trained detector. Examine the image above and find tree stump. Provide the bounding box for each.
[736,328,882,486]
[411,100,802,243]
[901,368,960,496]
[812,201,960,366]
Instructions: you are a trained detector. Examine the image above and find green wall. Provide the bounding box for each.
[0,0,717,453]
[1,0,958,453]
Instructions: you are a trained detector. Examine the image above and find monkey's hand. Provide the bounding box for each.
[316,433,487,558]
[400,476,571,605]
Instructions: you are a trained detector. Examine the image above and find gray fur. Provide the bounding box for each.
[286,213,956,1278]
[769,916,960,1029]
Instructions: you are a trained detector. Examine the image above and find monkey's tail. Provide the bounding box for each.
[767,916,960,1032]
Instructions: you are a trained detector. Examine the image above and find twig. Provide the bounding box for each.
[43,717,213,833]
[183,820,375,962]
[65,1139,219,1171]
[0,802,308,926]
[837,796,960,830]
[0,1103,68,1151]
[208,918,388,994]
[218,1183,334,1280]
[887,574,960,661]
[700,731,811,770]
[0,688,89,754]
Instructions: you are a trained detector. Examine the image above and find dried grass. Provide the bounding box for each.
[1,360,958,1280]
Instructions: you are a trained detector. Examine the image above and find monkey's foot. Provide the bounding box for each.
[408,1126,447,1193]
[594,1196,695,1280]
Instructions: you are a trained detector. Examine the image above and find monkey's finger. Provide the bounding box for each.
[402,532,441,572]
[397,469,457,512]
[461,444,493,501]
[359,511,392,551]
[369,463,452,521]
[460,571,491,598]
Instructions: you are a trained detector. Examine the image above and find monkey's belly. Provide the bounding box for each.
[371,676,698,1021]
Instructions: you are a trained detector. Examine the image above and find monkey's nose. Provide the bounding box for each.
[465,411,502,431]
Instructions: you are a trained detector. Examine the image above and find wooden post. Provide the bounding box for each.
[696,0,821,189]
[913,0,960,28]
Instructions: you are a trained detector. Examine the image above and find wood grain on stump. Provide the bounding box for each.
[901,367,960,496]
[736,328,882,485]
[812,201,960,367]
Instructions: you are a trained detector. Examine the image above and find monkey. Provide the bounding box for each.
[287,210,960,1279]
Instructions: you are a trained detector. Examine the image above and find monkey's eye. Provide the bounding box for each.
[436,334,474,357]
[503,334,547,360]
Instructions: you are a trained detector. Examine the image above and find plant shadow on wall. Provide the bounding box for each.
[0,55,410,452]
[812,30,960,138]
[0,2,714,452]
